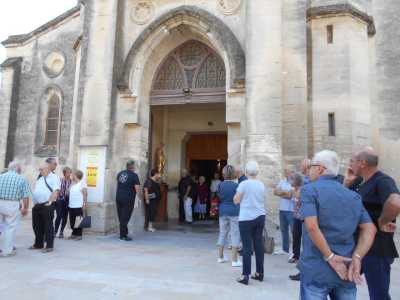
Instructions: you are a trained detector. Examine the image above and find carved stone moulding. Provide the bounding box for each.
[217,0,242,16]
[130,0,156,25]
[43,51,66,78]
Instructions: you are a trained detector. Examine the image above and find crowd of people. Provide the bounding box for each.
[1,147,400,300]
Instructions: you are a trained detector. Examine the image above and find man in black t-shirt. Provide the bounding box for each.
[178,169,194,223]
[346,147,400,300]
[116,160,141,241]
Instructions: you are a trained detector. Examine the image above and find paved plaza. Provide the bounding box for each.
[2,218,400,300]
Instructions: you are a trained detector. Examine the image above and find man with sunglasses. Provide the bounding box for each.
[346,147,400,300]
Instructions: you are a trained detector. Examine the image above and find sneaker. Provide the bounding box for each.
[273,249,287,255]
[42,248,54,253]
[288,257,298,264]
[232,260,243,267]
[119,236,133,242]
[217,257,229,263]
[0,249,17,257]
[148,227,156,232]
[289,273,301,281]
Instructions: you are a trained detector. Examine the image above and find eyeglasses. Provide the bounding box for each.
[310,164,327,169]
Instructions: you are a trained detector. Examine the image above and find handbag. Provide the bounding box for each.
[78,210,92,229]
[263,227,275,254]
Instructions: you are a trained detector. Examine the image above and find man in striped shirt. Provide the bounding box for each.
[0,161,32,257]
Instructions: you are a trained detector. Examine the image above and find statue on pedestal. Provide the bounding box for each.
[154,143,166,178]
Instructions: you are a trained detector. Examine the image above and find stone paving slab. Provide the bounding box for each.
[1,218,399,300]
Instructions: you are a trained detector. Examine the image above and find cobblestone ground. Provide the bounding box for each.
[1,218,399,300]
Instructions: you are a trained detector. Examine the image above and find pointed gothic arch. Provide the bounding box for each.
[150,40,226,105]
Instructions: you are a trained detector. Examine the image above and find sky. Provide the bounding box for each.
[0,0,77,65]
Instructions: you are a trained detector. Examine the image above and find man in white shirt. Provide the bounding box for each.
[30,162,60,253]
[274,169,294,256]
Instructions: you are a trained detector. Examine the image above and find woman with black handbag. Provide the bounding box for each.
[68,170,88,241]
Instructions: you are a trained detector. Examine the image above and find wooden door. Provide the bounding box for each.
[186,133,228,168]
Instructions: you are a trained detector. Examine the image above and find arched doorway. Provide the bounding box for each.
[149,40,228,221]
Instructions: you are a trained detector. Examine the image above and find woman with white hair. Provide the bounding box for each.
[233,161,267,285]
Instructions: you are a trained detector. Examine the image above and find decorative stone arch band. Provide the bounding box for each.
[118,5,245,92]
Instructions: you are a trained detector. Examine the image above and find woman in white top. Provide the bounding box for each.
[68,170,88,240]
[233,161,267,285]
[210,172,221,199]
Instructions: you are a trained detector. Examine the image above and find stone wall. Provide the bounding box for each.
[2,15,81,183]
[371,0,400,183]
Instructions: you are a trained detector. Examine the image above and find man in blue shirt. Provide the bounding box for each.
[299,150,376,300]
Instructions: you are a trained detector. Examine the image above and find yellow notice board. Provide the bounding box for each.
[86,167,98,187]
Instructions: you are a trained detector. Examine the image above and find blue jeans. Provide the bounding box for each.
[239,215,265,276]
[279,210,294,253]
[362,255,394,300]
[300,279,356,300]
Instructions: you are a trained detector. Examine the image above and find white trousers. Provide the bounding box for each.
[184,197,193,223]
[0,201,21,255]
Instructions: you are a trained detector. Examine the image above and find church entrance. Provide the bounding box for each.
[148,40,227,223]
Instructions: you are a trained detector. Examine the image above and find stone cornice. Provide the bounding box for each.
[0,57,23,69]
[307,4,376,36]
[1,5,81,46]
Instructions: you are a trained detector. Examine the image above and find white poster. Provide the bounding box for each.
[79,147,106,203]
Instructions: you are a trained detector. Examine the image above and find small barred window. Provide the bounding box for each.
[44,94,60,146]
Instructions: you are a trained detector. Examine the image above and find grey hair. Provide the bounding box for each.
[312,150,340,176]
[290,172,304,188]
[245,161,259,177]
[357,151,378,167]
[222,165,236,180]
[8,161,21,172]
[45,157,57,164]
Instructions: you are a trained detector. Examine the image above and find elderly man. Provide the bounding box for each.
[274,169,295,256]
[346,147,400,300]
[30,163,60,253]
[116,160,140,241]
[299,150,376,300]
[0,161,31,257]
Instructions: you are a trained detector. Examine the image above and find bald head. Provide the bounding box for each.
[355,146,379,167]
[301,158,311,175]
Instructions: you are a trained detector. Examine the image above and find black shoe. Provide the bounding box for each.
[237,275,249,285]
[251,273,264,282]
[119,236,133,241]
[289,273,300,281]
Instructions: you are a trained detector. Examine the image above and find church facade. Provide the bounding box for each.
[1,0,399,233]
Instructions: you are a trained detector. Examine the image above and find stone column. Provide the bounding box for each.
[76,0,119,233]
[245,0,283,185]
[79,0,118,146]
[282,0,308,167]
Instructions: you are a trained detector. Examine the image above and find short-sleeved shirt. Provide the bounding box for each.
[116,170,140,202]
[298,175,372,287]
[33,174,61,205]
[217,180,239,217]
[144,179,161,202]
[178,176,195,199]
[236,179,266,221]
[276,179,294,212]
[354,171,399,258]
[0,171,32,201]
[69,180,87,208]
[210,179,221,193]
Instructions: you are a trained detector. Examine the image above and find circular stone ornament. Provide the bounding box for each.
[130,0,156,25]
[217,0,242,15]
[43,52,65,78]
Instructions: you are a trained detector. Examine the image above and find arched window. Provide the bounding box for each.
[151,40,226,105]
[44,94,61,146]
